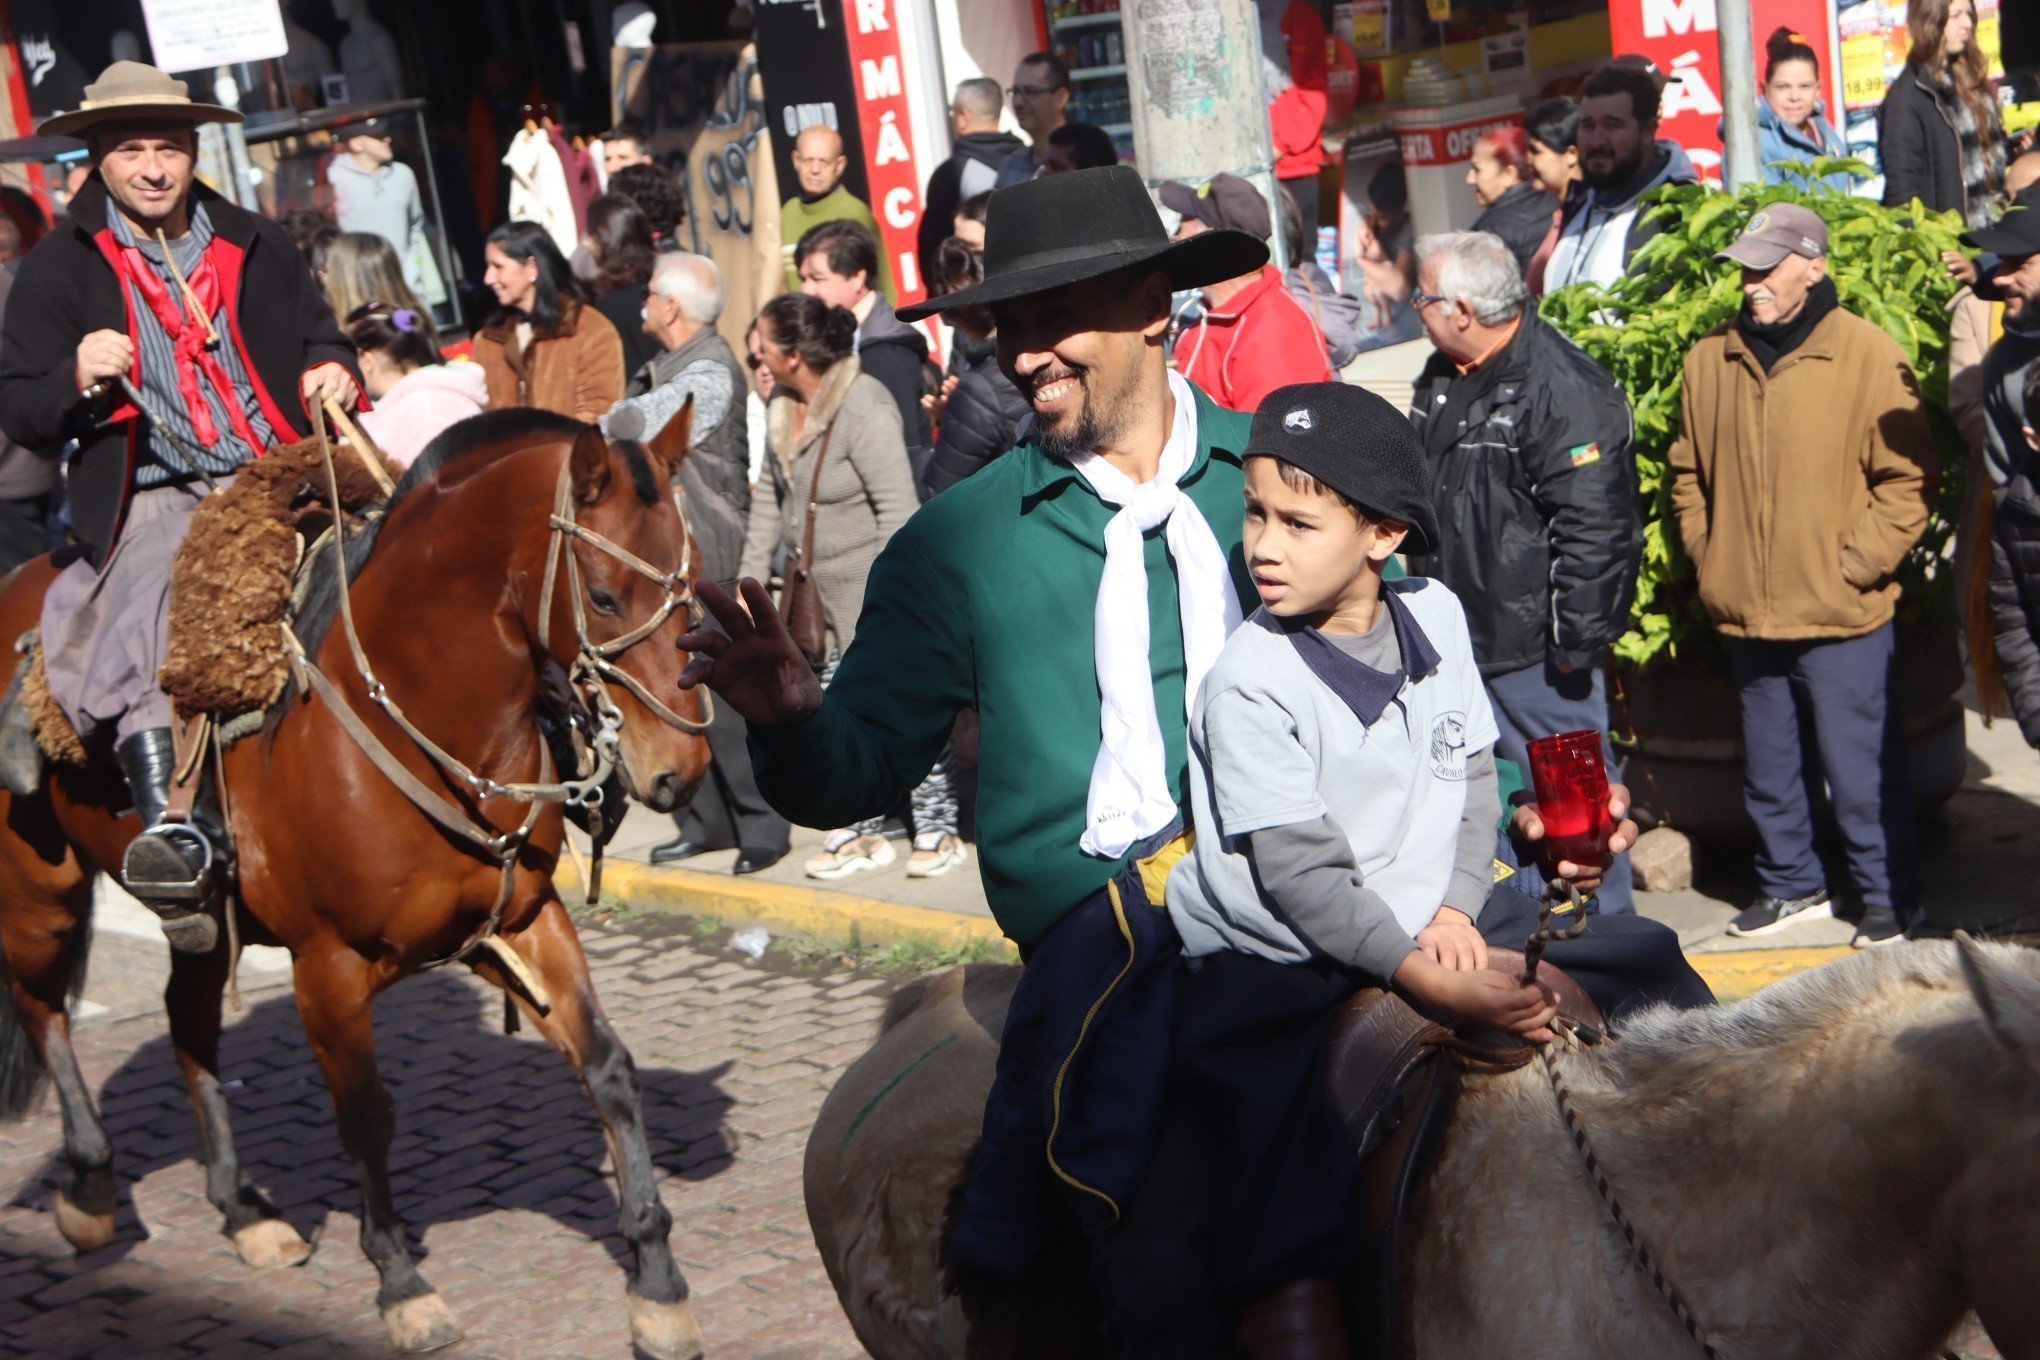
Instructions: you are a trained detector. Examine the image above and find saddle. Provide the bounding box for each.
[1325,948,1604,1359]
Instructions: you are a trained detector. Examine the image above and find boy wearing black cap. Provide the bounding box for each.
[1166,382,1558,1350]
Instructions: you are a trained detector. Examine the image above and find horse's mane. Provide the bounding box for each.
[291,408,661,661]
[1590,940,2035,1090]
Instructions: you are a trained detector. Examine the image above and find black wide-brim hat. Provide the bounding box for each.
[898,165,1268,323]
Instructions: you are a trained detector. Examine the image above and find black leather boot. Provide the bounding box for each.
[114,728,218,954]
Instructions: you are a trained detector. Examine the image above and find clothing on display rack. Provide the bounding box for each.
[504,123,579,256]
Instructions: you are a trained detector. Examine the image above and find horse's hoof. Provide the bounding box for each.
[382,1292,464,1353]
[53,1188,117,1254]
[231,1218,311,1269]
[628,1291,705,1360]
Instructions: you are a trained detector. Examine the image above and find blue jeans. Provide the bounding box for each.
[1728,623,1917,914]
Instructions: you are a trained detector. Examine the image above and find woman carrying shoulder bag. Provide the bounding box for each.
[739,294,967,880]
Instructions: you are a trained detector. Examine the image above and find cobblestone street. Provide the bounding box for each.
[0,909,887,1359]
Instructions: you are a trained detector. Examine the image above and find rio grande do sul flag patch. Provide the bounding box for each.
[1567,442,1602,467]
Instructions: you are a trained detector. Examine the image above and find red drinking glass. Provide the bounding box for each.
[1524,729,1613,879]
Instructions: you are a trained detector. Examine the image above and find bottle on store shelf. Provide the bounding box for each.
[1105,32,1122,64]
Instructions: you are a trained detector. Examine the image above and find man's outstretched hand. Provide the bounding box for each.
[676,579,825,726]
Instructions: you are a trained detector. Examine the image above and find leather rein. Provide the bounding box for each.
[285,416,711,969]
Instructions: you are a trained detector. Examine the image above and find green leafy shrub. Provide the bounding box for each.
[1539,160,1971,668]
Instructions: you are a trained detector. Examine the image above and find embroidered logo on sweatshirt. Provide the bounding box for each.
[1568,442,1602,467]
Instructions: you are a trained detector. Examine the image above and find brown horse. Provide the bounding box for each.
[807,939,2040,1359]
[0,406,713,1356]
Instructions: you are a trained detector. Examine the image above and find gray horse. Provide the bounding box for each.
[805,937,2040,1358]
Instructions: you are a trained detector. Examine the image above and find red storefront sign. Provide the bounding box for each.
[1396,112,1522,167]
[1606,0,1841,185]
[840,0,928,306]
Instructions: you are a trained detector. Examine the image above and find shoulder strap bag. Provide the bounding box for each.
[778,423,834,666]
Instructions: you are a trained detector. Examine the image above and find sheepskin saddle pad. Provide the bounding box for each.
[156,436,400,726]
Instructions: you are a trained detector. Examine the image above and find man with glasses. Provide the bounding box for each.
[1405,230,1642,913]
[778,123,891,297]
[995,52,1071,188]
[919,77,1022,278]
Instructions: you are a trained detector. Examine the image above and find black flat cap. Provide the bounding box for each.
[1245,382,1439,555]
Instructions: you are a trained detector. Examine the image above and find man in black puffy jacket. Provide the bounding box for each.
[1406,230,1642,911]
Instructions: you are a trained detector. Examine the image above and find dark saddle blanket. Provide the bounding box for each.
[1324,949,1604,1357]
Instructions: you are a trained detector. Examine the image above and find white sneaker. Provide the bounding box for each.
[804,833,896,881]
[906,833,967,879]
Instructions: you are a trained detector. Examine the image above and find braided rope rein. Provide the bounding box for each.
[1526,880,1723,1359]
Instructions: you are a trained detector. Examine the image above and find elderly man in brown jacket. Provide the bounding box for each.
[1669,204,1938,949]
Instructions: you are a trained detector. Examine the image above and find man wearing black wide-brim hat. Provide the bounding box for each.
[679,166,1270,1352]
[0,62,361,953]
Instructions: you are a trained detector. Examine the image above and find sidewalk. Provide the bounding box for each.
[587,709,2040,1000]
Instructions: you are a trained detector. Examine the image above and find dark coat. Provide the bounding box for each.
[0,178,357,567]
[595,283,661,377]
[1406,312,1640,676]
[1470,181,1558,275]
[856,295,933,480]
[917,130,1024,275]
[1878,67,1959,215]
[921,333,1028,499]
[1991,468,2040,747]
[1877,64,2000,218]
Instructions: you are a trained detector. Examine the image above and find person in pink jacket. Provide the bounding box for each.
[347,305,487,467]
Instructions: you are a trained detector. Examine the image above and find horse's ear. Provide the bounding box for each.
[645,395,694,472]
[570,428,612,506]
[1956,932,2040,1073]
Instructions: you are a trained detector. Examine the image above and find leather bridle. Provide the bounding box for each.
[285,418,711,971]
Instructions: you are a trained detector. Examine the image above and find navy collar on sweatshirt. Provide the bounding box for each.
[1285,587,1441,728]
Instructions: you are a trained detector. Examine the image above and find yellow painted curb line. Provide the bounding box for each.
[1690,945,1854,1001]
[566,858,1855,998]
[558,858,1017,956]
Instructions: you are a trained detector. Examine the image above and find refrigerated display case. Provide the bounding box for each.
[1043,1,1136,160]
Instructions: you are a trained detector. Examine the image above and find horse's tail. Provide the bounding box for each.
[0,895,93,1121]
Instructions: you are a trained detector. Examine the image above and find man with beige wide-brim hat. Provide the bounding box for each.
[0,60,363,954]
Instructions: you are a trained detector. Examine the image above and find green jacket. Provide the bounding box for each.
[752,384,1254,947]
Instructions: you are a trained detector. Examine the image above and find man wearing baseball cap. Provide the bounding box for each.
[1161,172,1333,411]
[1668,204,1938,948]
[327,112,440,303]
[1965,186,2040,485]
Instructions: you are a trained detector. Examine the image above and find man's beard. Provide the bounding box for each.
[1034,365,1133,464]
[1582,146,1646,191]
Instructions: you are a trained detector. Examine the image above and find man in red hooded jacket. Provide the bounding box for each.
[1164,173,1334,412]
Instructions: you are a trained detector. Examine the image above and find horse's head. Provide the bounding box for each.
[546,401,712,813]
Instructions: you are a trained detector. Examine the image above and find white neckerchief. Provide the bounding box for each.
[1069,369,1242,859]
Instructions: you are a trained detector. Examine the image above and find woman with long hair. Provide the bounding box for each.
[347,304,487,468]
[323,232,440,350]
[1746,27,1851,191]
[736,294,961,880]
[470,219,625,423]
[584,192,662,377]
[1878,0,2022,226]
[1466,125,1556,274]
[1522,97,1583,296]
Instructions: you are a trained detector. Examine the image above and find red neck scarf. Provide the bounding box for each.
[108,231,264,452]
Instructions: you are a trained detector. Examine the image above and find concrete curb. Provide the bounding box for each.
[561,858,1017,955]
[565,859,1851,998]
